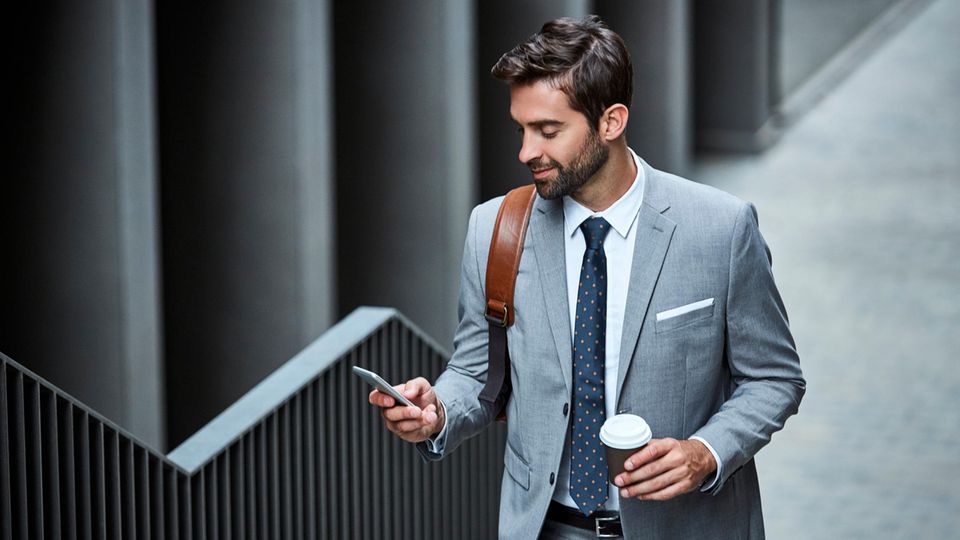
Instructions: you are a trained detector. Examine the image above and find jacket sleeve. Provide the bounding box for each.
[692,202,806,493]
[417,204,508,461]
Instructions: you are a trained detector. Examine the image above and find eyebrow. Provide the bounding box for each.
[513,118,566,129]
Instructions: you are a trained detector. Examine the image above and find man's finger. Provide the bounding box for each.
[624,438,674,471]
[392,418,427,434]
[382,405,422,422]
[620,466,686,498]
[369,390,396,408]
[615,453,670,487]
[636,480,689,502]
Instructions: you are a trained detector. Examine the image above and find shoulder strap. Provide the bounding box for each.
[478,184,536,406]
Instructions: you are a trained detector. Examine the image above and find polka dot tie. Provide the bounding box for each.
[570,217,610,516]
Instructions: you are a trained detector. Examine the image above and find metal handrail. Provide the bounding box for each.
[1,306,505,539]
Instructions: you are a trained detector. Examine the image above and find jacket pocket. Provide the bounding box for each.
[504,441,531,490]
[655,298,716,334]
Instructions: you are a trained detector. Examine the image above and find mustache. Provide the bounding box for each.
[527,159,559,171]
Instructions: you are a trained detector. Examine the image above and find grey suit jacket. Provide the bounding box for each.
[419,159,805,539]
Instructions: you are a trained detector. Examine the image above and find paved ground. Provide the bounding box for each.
[693,1,960,537]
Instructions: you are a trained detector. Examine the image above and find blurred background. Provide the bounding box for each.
[3,0,957,536]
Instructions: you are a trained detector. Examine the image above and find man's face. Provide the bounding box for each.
[510,81,609,200]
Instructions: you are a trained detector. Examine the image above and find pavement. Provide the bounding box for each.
[693,0,960,537]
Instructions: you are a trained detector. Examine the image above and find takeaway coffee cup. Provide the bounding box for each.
[600,414,652,482]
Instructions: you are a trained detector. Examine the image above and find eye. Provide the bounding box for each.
[542,130,558,139]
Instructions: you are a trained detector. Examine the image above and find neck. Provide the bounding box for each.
[570,142,637,212]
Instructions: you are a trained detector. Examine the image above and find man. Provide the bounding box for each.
[369,15,804,539]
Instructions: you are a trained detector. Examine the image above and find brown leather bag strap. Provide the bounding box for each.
[479,184,536,406]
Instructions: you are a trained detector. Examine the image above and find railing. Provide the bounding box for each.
[1,307,506,539]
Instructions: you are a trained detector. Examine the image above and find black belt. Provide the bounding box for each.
[546,501,623,538]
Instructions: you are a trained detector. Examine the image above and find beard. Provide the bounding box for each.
[528,130,609,200]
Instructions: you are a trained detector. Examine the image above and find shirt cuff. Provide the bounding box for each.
[690,436,722,492]
[422,398,449,454]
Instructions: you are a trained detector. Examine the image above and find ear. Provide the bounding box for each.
[597,103,629,141]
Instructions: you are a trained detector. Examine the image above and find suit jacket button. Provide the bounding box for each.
[563,403,569,416]
[549,473,555,485]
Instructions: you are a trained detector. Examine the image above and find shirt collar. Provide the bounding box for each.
[563,148,646,240]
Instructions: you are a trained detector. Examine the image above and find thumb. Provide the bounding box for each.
[403,377,431,399]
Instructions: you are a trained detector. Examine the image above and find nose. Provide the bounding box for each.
[518,134,541,165]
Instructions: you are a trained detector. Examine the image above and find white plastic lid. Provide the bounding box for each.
[599,414,652,449]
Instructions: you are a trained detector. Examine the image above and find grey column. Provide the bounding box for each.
[595,0,693,174]
[3,0,164,447]
[157,0,336,447]
[477,1,590,201]
[693,0,780,152]
[334,0,476,346]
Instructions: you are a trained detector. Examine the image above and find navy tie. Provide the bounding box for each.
[570,216,611,515]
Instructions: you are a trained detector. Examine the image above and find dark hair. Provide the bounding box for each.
[491,15,633,129]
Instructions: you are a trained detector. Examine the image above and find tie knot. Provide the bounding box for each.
[580,217,610,250]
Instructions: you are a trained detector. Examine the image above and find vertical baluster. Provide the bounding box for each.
[10,371,29,539]
[292,393,303,540]
[149,456,164,540]
[268,414,281,539]
[0,362,13,540]
[257,423,268,540]
[90,421,106,539]
[219,448,230,540]
[41,389,62,539]
[192,467,205,540]
[57,399,77,540]
[24,378,44,538]
[259,425,266,538]
[207,456,218,540]
[230,441,244,540]
[179,470,192,540]
[134,448,149,540]
[314,377,329,539]
[244,432,255,540]
[105,429,122,539]
[281,403,293,540]
[303,383,317,540]
[326,372,340,537]
[120,438,136,539]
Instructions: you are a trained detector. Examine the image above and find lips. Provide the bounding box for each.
[531,167,555,180]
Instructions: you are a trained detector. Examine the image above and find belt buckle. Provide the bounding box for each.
[594,514,621,538]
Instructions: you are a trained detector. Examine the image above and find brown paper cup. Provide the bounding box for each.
[599,414,652,483]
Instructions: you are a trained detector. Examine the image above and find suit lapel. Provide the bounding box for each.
[530,198,573,393]
[616,169,676,405]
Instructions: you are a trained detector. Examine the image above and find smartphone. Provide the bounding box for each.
[352,366,419,409]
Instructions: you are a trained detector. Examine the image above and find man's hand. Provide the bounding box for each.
[368,377,445,443]
[613,438,717,501]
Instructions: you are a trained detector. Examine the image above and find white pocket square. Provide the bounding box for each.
[656,298,715,321]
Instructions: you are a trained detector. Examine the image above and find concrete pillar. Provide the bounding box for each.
[334,0,476,347]
[595,0,693,174]
[693,0,779,152]
[157,0,336,447]
[3,0,164,448]
[477,1,591,202]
